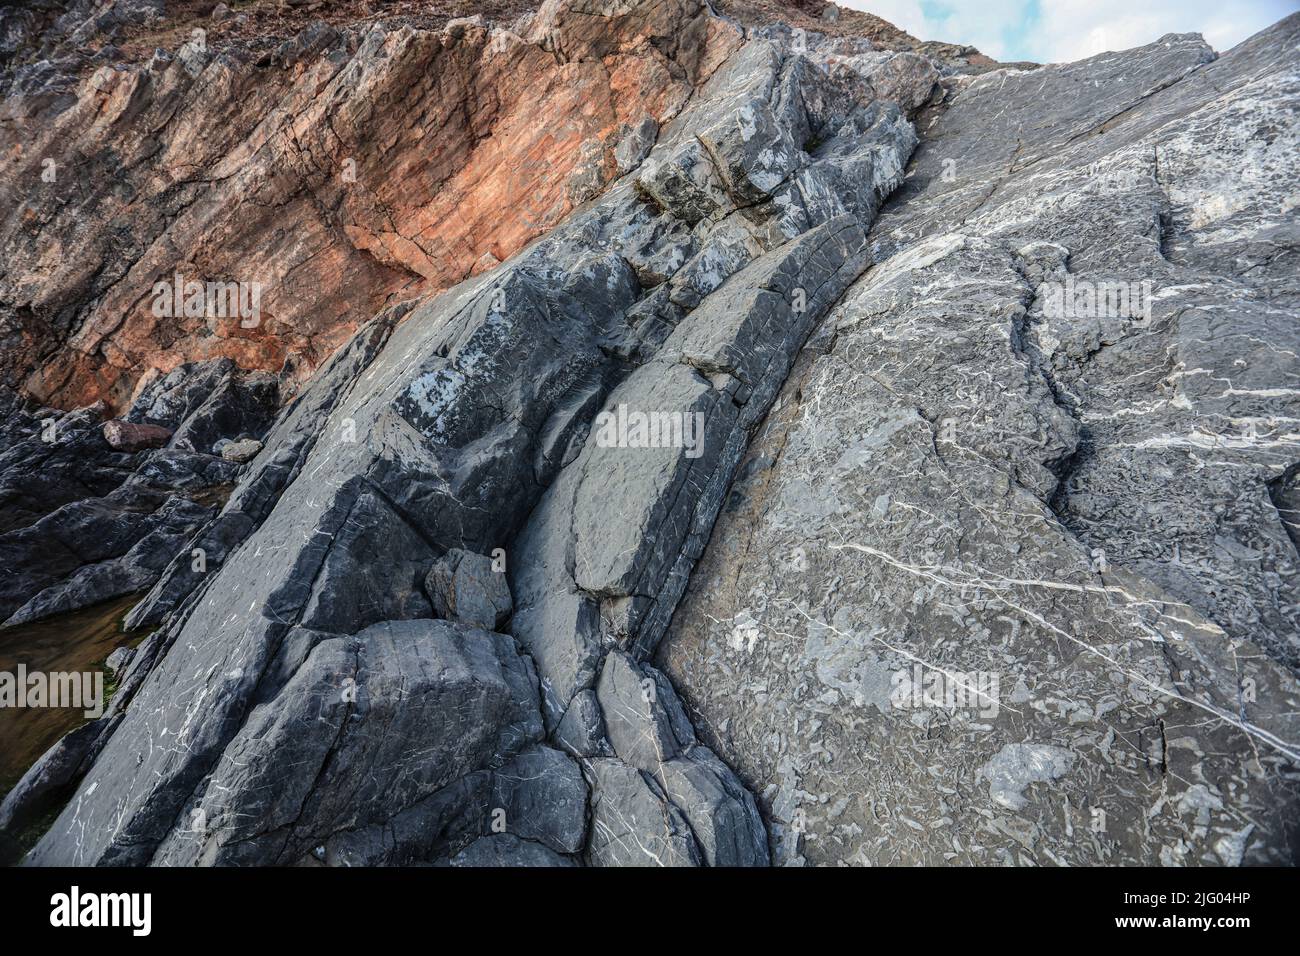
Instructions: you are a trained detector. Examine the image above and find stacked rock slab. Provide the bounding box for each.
[659,18,1300,864]
[0,359,277,629]
[18,1,924,866]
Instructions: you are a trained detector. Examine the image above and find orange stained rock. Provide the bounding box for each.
[0,1,737,412]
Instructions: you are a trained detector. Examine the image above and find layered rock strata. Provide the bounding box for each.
[11,0,929,867]
[4,1,1296,870]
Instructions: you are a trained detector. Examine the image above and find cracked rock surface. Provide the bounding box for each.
[659,17,1300,865]
[12,0,921,867]
[3,1,1297,870]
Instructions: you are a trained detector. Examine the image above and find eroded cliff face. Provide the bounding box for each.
[0,0,1296,869]
[1,0,945,866]
[0,0,742,411]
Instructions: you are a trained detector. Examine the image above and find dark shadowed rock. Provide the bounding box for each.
[425,548,513,631]
[0,356,283,628]
[0,714,120,864]
[490,745,587,854]
[147,619,542,866]
[448,834,577,867]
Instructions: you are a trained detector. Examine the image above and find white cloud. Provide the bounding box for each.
[1025,0,1295,63]
[837,0,1296,63]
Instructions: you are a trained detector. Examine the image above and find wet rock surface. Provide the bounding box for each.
[0,359,275,628]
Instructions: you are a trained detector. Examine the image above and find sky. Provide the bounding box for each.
[838,0,1299,63]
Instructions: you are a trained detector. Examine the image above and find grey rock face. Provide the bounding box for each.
[554,689,615,758]
[104,645,134,677]
[426,548,513,631]
[586,759,700,867]
[305,742,588,867]
[19,5,922,866]
[856,52,939,113]
[658,749,768,866]
[596,651,693,772]
[150,619,542,866]
[660,18,1300,866]
[614,115,659,175]
[18,0,1292,872]
[448,834,577,867]
[490,745,587,855]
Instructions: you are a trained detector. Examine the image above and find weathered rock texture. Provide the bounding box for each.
[0,1,732,410]
[660,17,1300,865]
[7,0,934,867]
[0,357,275,628]
[3,1,1297,870]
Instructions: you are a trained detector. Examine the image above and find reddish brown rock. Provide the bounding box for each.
[0,1,992,417]
[0,3,740,413]
[102,419,173,452]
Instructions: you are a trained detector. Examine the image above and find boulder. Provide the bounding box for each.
[489,746,587,854]
[220,438,263,463]
[102,419,172,452]
[104,645,134,677]
[425,549,513,631]
[585,760,700,867]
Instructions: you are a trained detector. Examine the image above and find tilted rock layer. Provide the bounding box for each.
[660,18,1300,865]
[1,1,1297,867]
[0,0,737,410]
[7,0,932,867]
